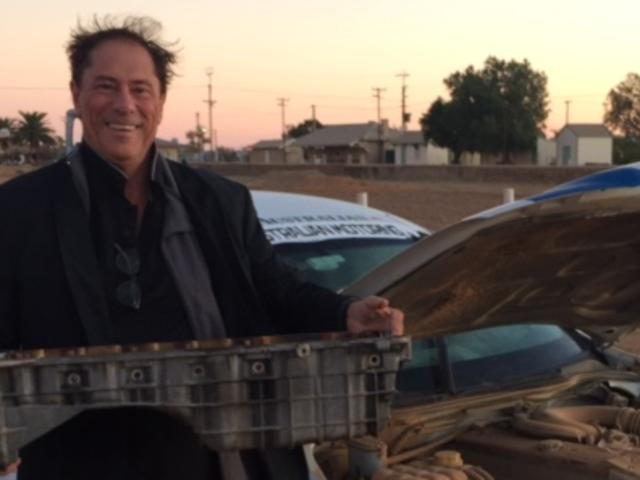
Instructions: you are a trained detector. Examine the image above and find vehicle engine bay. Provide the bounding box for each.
[315,378,640,480]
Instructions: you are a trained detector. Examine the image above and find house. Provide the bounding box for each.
[248,139,302,164]
[391,131,449,165]
[555,124,613,166]
[295,122,396,164]
[156,138,193,162]
[536,137,556,165]
[0,128,11,150]
[248,139,282,164]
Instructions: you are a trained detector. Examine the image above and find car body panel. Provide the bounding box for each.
[250,169,640,480]
[344,163,640,345]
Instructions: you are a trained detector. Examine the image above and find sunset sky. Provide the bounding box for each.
[1,0,637,148]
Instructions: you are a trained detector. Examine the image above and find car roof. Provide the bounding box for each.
[251,190,428,245]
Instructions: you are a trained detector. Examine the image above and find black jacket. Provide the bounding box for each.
[0,155,349,350]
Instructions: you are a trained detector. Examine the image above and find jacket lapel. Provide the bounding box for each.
[153,157,227,340]
[52,158,114,345]
[170,166,270,337]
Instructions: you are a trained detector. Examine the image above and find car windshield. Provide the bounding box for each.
[273,234,596,407]
[274,237,420,291]
[395,324,594,405]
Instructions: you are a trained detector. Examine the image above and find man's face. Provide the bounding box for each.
[71,38,165,169]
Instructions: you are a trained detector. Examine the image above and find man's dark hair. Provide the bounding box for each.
[66,15,179,95]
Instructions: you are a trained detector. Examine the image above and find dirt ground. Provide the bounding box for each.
[2,164,640,353]
[1,164,552,231]
[229,169,553,231]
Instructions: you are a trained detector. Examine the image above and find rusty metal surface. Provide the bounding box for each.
[345,195,640,346]
[3,331,351,361]
[0,334,411,467]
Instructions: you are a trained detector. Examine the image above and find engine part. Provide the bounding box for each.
[0,333,410,466]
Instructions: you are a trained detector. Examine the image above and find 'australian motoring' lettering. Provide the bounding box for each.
[259,214,378,226]
[264,222,418,244]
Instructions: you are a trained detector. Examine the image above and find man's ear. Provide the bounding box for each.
[70,81,81,118]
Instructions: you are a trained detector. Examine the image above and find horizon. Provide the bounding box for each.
[1,0,637,148]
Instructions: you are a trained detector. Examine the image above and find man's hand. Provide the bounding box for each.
[346,296,404,336]
[0,459,20,477]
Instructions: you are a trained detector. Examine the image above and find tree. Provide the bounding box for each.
[287,119,323,138]
[15,111,56,149]
[185,126,208,151]
[421,57,549,163]
[0,117,17,134]
[605,73,640,139]
[216,146,240,162]
[421,68,502,163]
[0,117,17,149]
[613,136,640,165]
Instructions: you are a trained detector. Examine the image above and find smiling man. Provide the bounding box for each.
[0,15,402,480]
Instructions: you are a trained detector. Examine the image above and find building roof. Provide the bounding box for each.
[156,138,190,148]
[251,139,283,150]
[295,123,379,147]
[558,124,612,138]
[392,130,426,145]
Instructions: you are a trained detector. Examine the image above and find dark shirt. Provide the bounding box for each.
[81,142,193,344]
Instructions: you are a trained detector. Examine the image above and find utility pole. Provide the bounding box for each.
[195,112,201,151]
[372,87,386,125]
[372,87,386,163]
[564,100,571,125]
[277,97,289,163]
[396,71,410,131]
[311,104,317,131]
[204,68,216,161]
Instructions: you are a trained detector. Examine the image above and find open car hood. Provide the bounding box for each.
[344,163,640,345]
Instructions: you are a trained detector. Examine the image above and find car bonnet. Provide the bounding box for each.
[344,163,640,345]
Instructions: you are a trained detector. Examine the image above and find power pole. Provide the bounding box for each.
[195,112,201,151]
[396,71,410,131]
[564,100,571,125]
[311,104,317,131]
[372,87,386,163]
[277,97,289,163]
[372,87,386,125]
[204,68,216,161]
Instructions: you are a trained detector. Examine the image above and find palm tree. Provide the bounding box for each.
[0,117,17,150]
[0,117,17,133]
[16,111,56,149]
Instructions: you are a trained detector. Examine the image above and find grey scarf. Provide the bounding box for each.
[64,145,226,340]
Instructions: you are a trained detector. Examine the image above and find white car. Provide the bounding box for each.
[254,165,640,480]
[251,191,428,291]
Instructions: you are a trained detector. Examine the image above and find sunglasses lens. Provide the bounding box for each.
[116,279,142,310]
[115,249,141,275]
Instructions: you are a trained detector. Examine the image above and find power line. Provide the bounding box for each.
[0,84,610,100]
[549,93,607,99]
[0,86,66,91]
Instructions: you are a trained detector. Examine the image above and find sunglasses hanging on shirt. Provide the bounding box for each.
[114,242,142,310]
